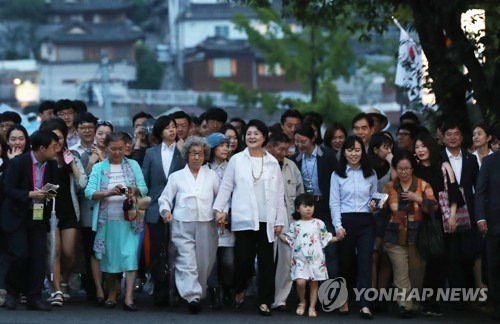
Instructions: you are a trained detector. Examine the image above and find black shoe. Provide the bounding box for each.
[27,300,51,311]
[272,305,287,311]
[123,303,138,312]
[258,304,271,316]
[209,288,221,310]
[96,297,105,307]
[105,300,117,308]
[359,309,374,320]
[399,306,414,319]
[5,294,16,310]
[188,300,201,314]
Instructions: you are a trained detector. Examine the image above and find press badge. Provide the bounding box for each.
[33,203,44,221]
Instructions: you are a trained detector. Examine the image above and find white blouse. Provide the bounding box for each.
[159,165,220,222]
[213,148,287,243]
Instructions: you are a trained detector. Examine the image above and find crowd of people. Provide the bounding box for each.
[0,99,500,320]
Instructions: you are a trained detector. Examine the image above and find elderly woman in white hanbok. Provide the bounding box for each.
[158,136,220,314]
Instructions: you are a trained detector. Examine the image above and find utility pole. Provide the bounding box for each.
[100,49,112,122]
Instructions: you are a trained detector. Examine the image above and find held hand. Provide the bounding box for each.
[29,190,48,200]
[274,225,283,236]
[107,185,122,197]
[215,211,226,224]
[336,228,346,240]
[478,221,488,235]
[401,191,422,204]
[161,210,172,223]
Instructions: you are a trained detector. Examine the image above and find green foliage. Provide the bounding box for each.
[132,42,164,90]
[197,95,214,110]
[223,6,360,124]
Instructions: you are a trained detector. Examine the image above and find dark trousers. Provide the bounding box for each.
[80,227,96,298]
[447,231,476,291]
[422,253,447,304]
[0,228,9,290]
[337,213,375,308]
[148,220,169,301]
[315,199,338,279]
[207,247,234,289]
[233,222,275,306]
[486,235,500,310]
[6,222,47,302]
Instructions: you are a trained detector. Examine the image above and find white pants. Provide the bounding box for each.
[272,238,293,307]
[172,220,217,302]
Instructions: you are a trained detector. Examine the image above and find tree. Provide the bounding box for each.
[131,42,164,90]
[221,7,360,125]
[244,0,500,128]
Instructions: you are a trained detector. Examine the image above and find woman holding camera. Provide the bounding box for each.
[85,132,148,311]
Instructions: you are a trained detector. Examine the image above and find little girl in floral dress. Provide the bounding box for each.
[279,193,340,317]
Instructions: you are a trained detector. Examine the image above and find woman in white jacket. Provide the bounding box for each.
[158,136,220,314]
[213,119,287,316]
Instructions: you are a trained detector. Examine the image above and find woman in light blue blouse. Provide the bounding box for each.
[330,136,378,319]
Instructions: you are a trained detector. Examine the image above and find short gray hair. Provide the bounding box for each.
[181,136,211,160]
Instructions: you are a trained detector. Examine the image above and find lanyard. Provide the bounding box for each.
[32,159,46,190]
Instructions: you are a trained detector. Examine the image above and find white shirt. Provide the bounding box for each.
[472,149,493,168]
[107,164,127,221]
[446,148,463,184]
[161,142,176,179]
[213,148,287,243]
[159,165,220,222]
[70,140,94,156]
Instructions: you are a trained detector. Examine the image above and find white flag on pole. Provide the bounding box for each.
[394,18,422,103]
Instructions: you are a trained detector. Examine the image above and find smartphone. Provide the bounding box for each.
[48,189,57,195]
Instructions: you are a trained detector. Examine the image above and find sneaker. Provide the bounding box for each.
[60,283,71,301]
[47,291,63,307]
[422,303,443,317]
[0,289,6,306]
[19,294,27,304]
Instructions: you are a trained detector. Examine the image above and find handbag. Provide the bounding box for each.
[438,164,471,233]
[416,209,445,260]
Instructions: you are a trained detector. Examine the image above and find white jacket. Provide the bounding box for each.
[213,148,287,242]
[159,165,220,222]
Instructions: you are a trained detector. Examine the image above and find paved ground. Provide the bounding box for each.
[0,292,497,324]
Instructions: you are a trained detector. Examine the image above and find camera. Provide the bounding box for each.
[120,187,128,195]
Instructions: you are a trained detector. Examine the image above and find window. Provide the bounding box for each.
[58,46,84,61]
[258,63,285,76]
[209,58,237,77]
[215,26,229,38]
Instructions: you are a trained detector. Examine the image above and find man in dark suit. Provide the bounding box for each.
[441,121,480,303]
[290,124,338,277]
[1,130,59,311]
[142,115,185,305]
[476,135,500,319]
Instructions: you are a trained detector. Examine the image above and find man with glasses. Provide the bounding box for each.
[0,111,22,140]
[54,99,79,147]
[69,112,98,157]
[396,123,419,151]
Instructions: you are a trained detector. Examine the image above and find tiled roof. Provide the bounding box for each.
[50,0,132,13]
[179,2,283,21]
[185,36,263,59]
[37,20,143,44]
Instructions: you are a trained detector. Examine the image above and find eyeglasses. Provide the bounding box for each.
[397,167,413,173]
[97,120,113,127]
[57,112,75,118]
[78,126,95,131]
[189,152,204,158]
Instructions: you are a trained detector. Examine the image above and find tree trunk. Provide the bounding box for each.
[410,0,471,134]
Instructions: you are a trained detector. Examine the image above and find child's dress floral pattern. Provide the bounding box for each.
[283,219,333,280]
